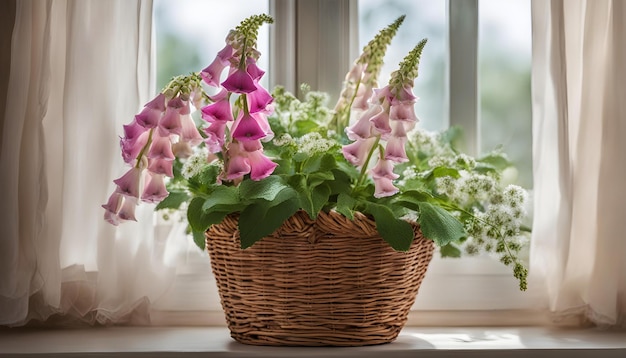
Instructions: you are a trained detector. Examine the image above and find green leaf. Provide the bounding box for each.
[417,202,466,247]
[201,185,241,212]
[440,242,462,258]
[432,166,460,179]
[336,192,355,220]
[307,171,334,187]
[239,175,288,201]
[309,183,331,219]
[188,197,232,233]
[302,153,336,174]
[192,230,206,251]
[294,119,319,134]
[238,197,300,249]
[478,153,512,170]
[155,190,189,210]
[293,152,308,162]
[365,203,415,252]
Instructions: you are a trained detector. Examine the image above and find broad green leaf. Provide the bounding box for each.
[238,197,300,249]
[293,152,308,162]
[478,153,512,170]
[239,175,288,201]
[302,153,336,174]
[155,190,189,210]
[440,242,462,258]
[432,166,460,179]
[192,230,206,251]
[202,185,240,212]
[188,197,211,232]
[366,203,415,252]
[336,192,355,220]
[309,183,331,219]
[417,202,466,247]
[307,171,334,187]
[294,119,319,134]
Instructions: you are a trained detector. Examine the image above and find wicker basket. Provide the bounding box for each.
[205,210,435,346]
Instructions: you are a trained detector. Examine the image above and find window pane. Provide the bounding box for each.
[479,0,532,187]
[358,0,447,131]
[155,0,270,91]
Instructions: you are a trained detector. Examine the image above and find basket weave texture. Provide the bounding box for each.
[206,210,435,346]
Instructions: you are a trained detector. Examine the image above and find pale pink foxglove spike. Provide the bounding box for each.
[141,172,169,204]
[148,158,174,177]
[221,68,257,94]
[372,86,394,104]
[246,58,265,80]
[351,84,374,111]
[248,150,278,181]
[345,62,365,83]
[102,192,124,214]
[370,157,400,180]
[179,113,203,146]
[247,82,273,113]
[342,137,377,167]
[148,133,175,161]
[384,136,409,163]
[390,118,409,138]
[113,167,143,199]
[232,111,267,141]
[345,105,382,141]
[373,176,400,198]
[117,196,139,221]
[201,99,234,123]
[204,121,227,153]
[391,84,417,105]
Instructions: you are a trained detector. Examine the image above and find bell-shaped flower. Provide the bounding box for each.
[370,108,392,138]
[180,113,203,146]
[390,119,409,139]
[102,192,124,215]
[117,196,138,222]
[342,137,377,167]
[345,62,365,83]
[352,84,373,111]
[104,210,121,226]
[148,157,174,177]
[148,133,175,160]
[135,93,166,128]
[201,99,233,123]
[201,56,229,87]
[389,102,417,123]
[172,141,193,159]
[221,67,257,94]
[247,83,273,113]
[225,143,251,180]
[345,105,381,141]
[158,97,185,136]
[246,58,265,81]
[385,135,409,163]
[217,43,234,62]
[255,110,274,141]
[120,127,149,164]
[248,150,277,181]
[232,111,266,141]
[242,139,263,152]
[204,121,227,153]
[191,88,205,111]
[391,84,417,105]
[142,172,169,204]
[370,157,400,180]
[373,176,400,198]
[113,167,143,199]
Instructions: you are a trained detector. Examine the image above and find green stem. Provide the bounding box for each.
[337,77,362,136]
[355,136,381,190]
[134,128,154,169]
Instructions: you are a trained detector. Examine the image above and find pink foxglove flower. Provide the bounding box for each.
[232,111,267,141]
[113,167,143,199]
[148,132,175,161]
[384,135,409,163]
[246,58,265,80]
[102,192,124,216]
[117,196,138,222]
[248,149,278,181]
[204,121,227,153]
[222,67,257,94]
[201,99,234,123]
[180,112,203,146]
[201,44,233,86]
[342,137,377,166]
[369,106,392,138]
[370,157,400,180]
[120,122,149,164]
[225,142,252,180]
[158,97,185,136]
[142,172,169,204]
[148,158,174,177]
[389,102,417,122]
[345,105,381,141]
[373,176,399,198]
[247,83,273,113]
[135,93,166,128]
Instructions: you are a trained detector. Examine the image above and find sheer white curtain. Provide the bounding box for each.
[531,0,626,327]
[0,0,190,326]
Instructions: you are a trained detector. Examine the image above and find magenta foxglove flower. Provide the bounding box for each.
[158,97,185,136]
[373,176,399,198]
[113,167,143,199]
[247,149,278,181]
[201,44,233,87]
[135,93,166,128]
[342,137,377,167]
[225,143,252,180]
[120,127,149,164]
[242,139,263,152]
[247,82,273,113]
[180,112,203,146]
[246,58,265,80]
[142,172,169,204]
[221,67,257,94]
[201,99,234,122]
[232,111,267,141]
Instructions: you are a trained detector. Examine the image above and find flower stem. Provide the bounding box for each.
[355,136,381,189]
[135,128,154,169]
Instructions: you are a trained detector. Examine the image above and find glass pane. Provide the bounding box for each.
[479,0,532,187]
[155,0,270,91]
[358,0,447,131]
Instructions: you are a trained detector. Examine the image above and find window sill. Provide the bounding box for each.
[2,326,626,358]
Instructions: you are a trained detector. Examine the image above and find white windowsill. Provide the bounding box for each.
[2,326,626,358]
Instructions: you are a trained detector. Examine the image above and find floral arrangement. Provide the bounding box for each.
[103,14,530,290]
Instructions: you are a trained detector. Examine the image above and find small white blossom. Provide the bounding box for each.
[181,147,209,179]
[273,133,295,147]
[297,132,336,156]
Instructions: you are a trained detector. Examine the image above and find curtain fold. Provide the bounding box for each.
[0,0,180,326]
[531,0,626,327]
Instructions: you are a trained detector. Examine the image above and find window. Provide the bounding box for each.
[153,0,536,323]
